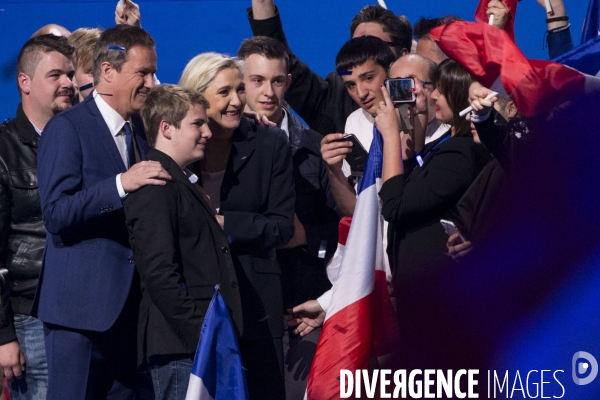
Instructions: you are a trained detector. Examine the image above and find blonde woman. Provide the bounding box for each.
[179,52,294,400]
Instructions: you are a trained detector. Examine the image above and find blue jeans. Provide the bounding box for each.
[148,356,193,400]
[10,314,48,400]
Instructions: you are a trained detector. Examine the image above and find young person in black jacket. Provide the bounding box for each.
[125,85,241,399]
[237,36,339,399]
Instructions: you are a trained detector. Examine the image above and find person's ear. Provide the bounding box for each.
[18,72,32,95]
[99,62,114,84]
[507,101,518,120]
[285,74,291,88]
[159,120,172,140]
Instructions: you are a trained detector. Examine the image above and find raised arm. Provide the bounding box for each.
[247,2,356,134]
[115,0,141,27]
[536,0,573,59]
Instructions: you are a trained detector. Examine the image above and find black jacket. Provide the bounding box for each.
[125,149,242,363]
[277,112,339,308]
[0,104,46,345]
[248,7,358,135]
[194,117,295,341]
[380,132,491,280]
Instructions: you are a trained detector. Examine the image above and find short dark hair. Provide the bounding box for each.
[141,84,210,147]
[17,34,74,91]
[433,59,474,137]
[349,5,412,56]
[413,15,464,40]
[237,36,289,73]
[336,36,396,74]
[92,25,155,85]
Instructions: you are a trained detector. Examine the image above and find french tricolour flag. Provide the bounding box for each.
[185,286,249,400]
[306,126,399,400]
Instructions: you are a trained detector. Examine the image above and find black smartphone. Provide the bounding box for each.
[334,134,369,173]
[385,78,416,104]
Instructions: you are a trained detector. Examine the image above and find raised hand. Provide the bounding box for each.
[115,0,141,27]
[468,81,498,116]
[487,0,510,30]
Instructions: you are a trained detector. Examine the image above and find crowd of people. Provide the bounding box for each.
[0,0,592,399]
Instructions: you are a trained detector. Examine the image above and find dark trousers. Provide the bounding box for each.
[43,292,139,400]
[283,325,321,400]
[239,337,284,400]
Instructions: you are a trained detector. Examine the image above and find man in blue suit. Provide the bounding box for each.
[33,25,171,399]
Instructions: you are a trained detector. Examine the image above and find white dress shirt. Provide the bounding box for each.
[279,108,290,140]
[93,90,131,198]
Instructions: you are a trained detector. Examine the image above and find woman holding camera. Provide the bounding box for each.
[375,58,490,367]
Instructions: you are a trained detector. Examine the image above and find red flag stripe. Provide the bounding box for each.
[306,271,398,400]
[430,22,587,117]
[337,217,352,246]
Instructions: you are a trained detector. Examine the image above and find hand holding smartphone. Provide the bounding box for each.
[385,78,416,105]
[440,219,466,243]
[333,134,368,173]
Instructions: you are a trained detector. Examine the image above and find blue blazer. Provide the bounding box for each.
[31,95,149,332]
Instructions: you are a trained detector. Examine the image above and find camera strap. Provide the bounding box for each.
[398,104,413,131]
[416,135,451,167]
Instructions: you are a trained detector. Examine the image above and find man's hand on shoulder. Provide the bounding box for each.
[121,161,172,193]
[0,341,25,380]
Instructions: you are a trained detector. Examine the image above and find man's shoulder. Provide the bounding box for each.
[0,118,27,153]
[288,113,322,155]
[49,98,94,126]
[42,101,98,141]
[0,118,16,138]
[125,178,177,210]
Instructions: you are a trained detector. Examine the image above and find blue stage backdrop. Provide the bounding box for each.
[2,3,600,399]
[0,0,587,118]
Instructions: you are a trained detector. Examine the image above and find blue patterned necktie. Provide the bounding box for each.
[123,122,136,168]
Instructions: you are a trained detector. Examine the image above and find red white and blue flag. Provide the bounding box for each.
[306,127,399,400]
[185,286,248,400]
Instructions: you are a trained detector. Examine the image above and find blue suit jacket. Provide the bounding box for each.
[31,95,149,332]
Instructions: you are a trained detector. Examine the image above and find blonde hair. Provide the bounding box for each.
[69,28,102,73]
[178,52,243,93]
